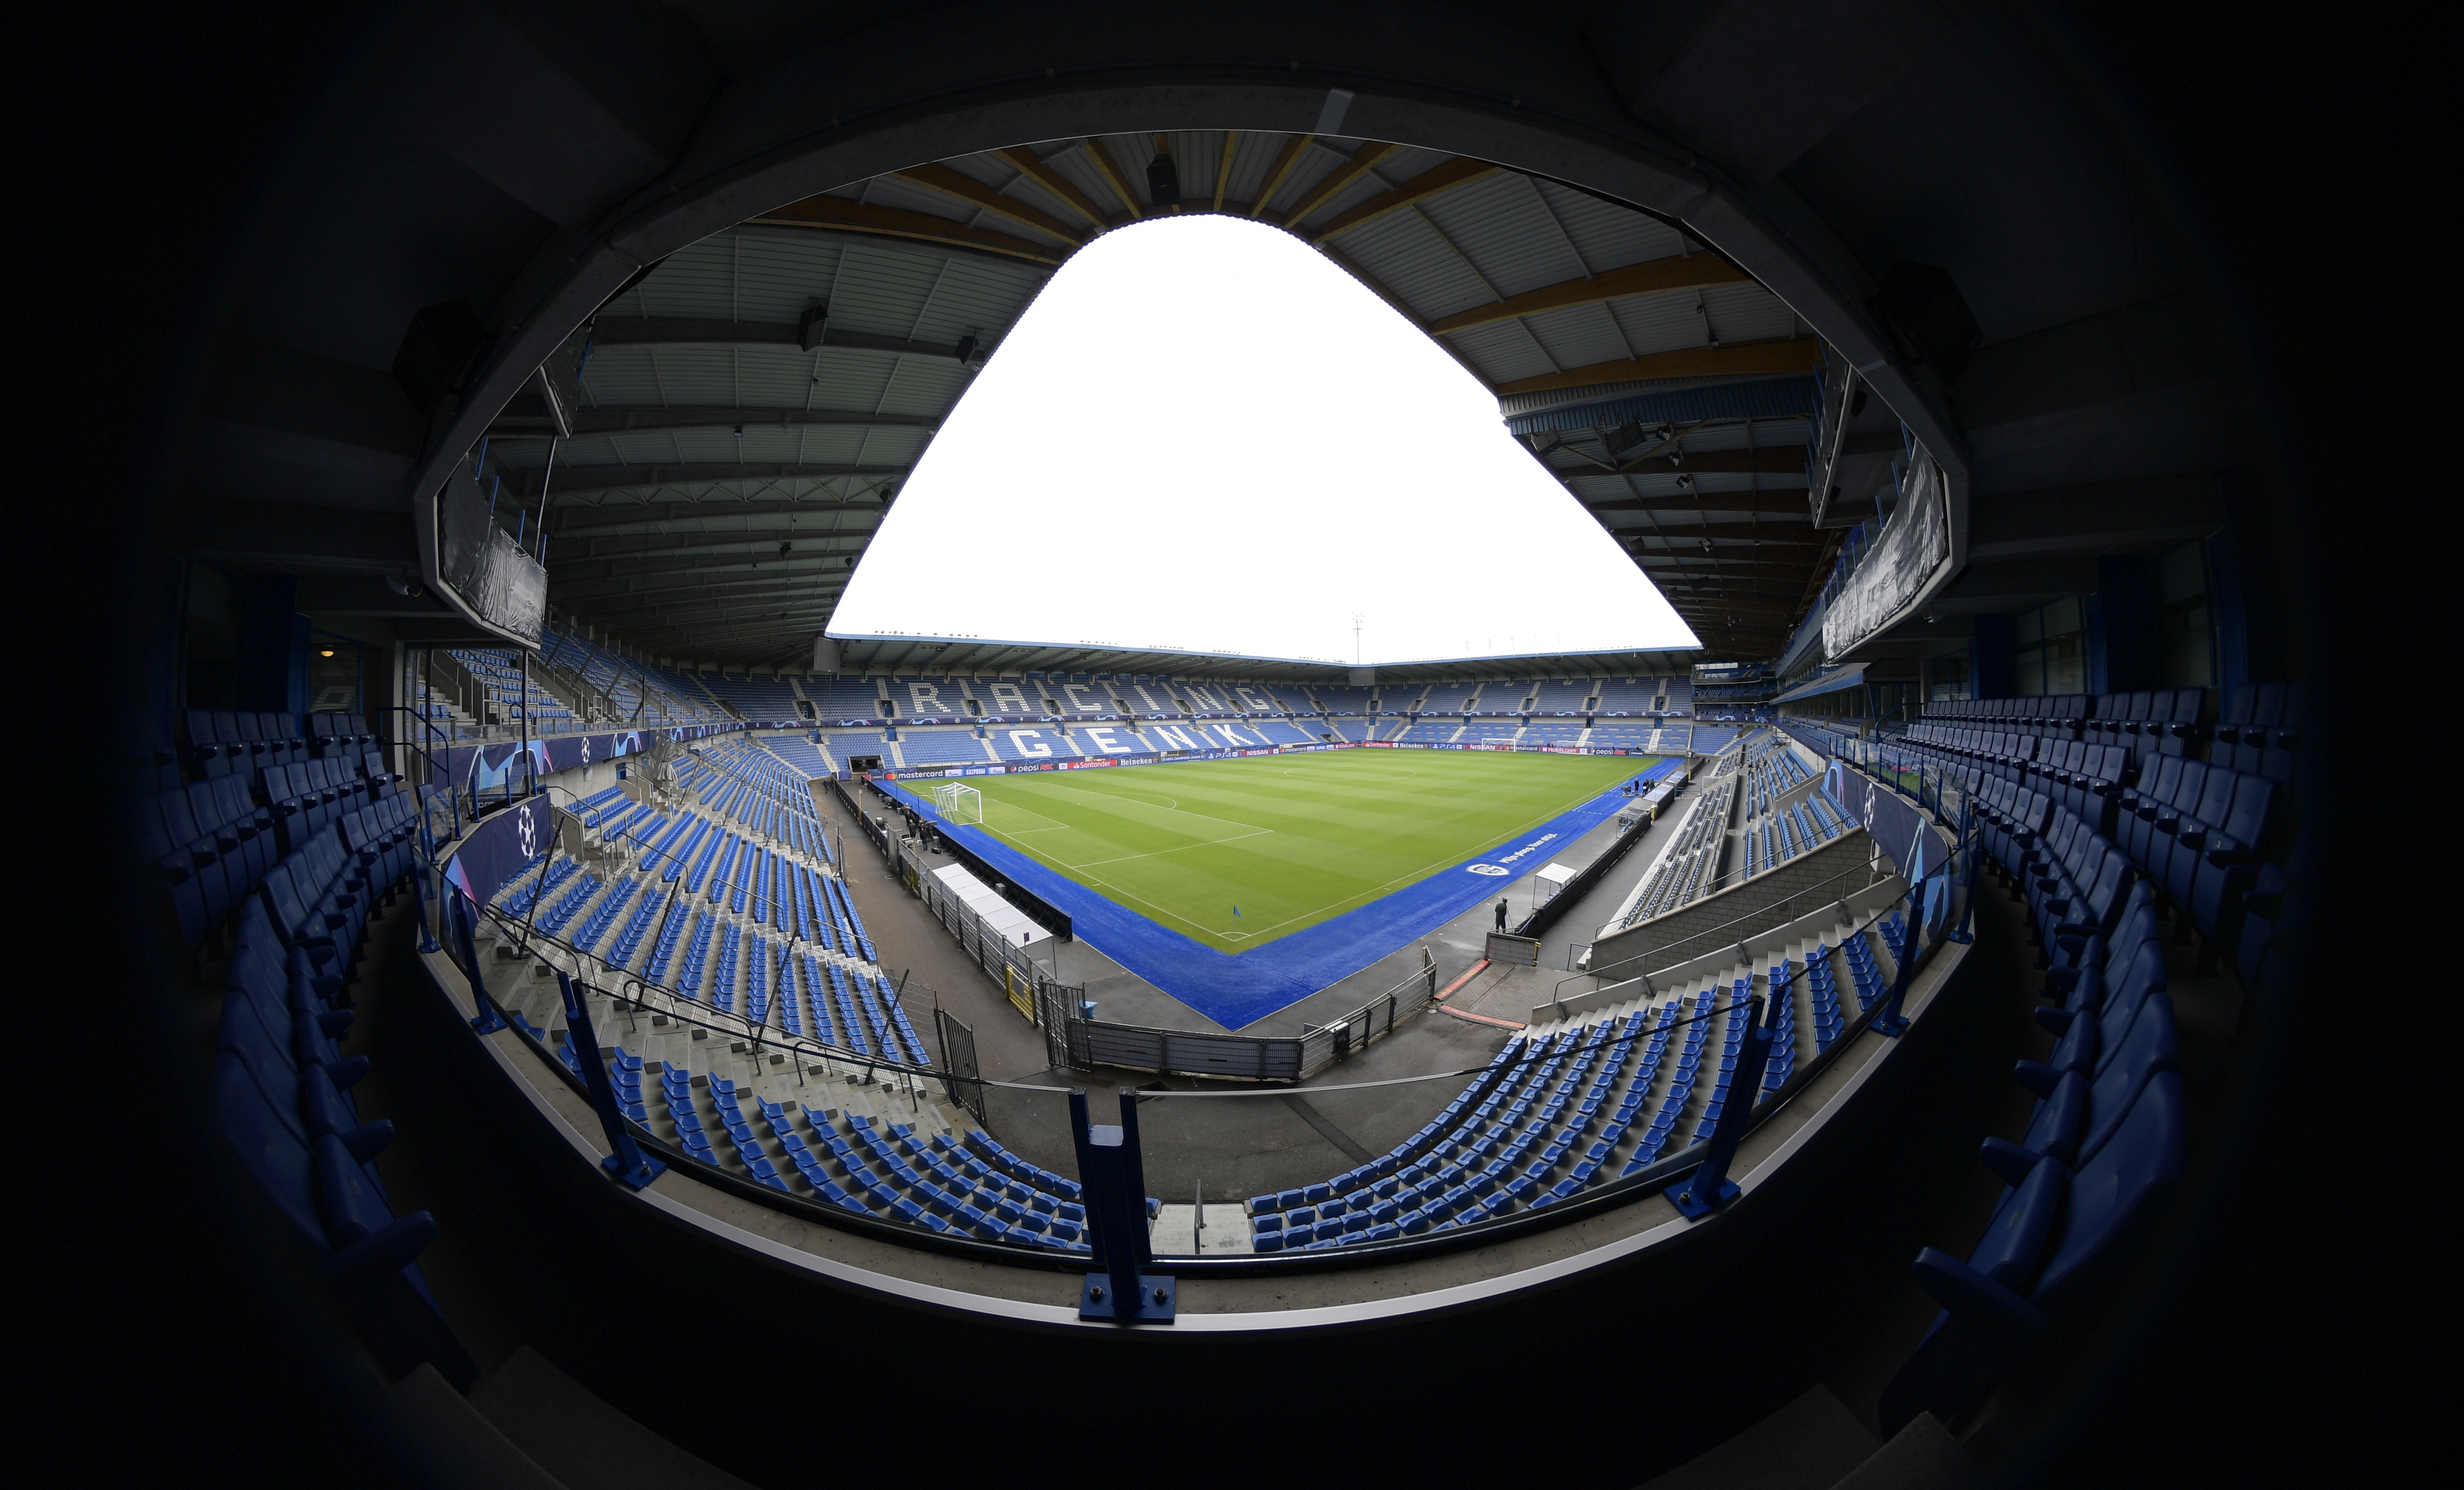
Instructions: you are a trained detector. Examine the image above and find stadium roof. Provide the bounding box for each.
[482,129,1829,666]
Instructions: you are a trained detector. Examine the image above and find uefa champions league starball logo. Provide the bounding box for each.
[517,805,538,858]
[579,736,591,764]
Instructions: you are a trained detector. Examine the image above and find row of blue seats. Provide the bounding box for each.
[262,753,401,853]
[1879,861,2188,1431]
[212,827,471,1386]
[617,1053,1093,1244]
[501,850,918,1064]
[1968,748,2278,981]
[1919,689,2201,741]
[141,765,425,951]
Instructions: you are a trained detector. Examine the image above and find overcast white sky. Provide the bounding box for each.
[829,214,1699,665]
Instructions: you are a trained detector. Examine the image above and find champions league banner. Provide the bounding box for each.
[427,720,743,795]
[1824,756,1952,881]
[440,791,555,908]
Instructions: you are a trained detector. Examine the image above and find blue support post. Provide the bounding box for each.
[413,808,442,954]
[554,972,667,1190]
[1069,1090,1175,1323]
[1670,992,1773,1218]
[448,892,509,1033]
[1871,886,1925,1037]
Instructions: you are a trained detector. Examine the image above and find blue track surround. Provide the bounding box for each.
[878,755,1681,1029]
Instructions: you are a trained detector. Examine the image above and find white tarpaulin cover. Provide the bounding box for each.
[931,863,1048,948]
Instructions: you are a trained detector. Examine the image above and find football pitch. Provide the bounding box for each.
[964,751,1657,953]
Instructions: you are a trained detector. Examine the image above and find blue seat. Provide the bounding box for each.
[1994,994,2178,1172]
[1879,1073,2188,1434]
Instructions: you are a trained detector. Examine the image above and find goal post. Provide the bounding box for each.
[932,781,983,825]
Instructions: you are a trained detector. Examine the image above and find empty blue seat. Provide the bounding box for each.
[1879,1073,2188,1434]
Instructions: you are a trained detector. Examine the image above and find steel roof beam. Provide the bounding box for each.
[545,498,886,531]
[1247,133,1315,218]
[1496,337,1825,398]
[498,405,937,441]
[1620,521,1821,542]
[1078,137,1147,220]
[1584,492,1814,516]
[1309,156,1503,241]
[1280,140,1403,227]
[992,146,1114,229]
[746,195,1069,264]
[890,163,1087,244]
[1558,446,1810,480]
[515,464,908,499]
[583,317,984,364]
[1430,254,1758,336]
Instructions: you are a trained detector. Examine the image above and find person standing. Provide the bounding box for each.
[1494,898,1509,931]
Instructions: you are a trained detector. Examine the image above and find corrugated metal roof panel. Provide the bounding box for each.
[854,172,981,224]
[1700,283,1799,343]
[1416,173,1583,300]
[1445,321,1559,384]
[852,426,930,465]
[1221,131,1299,210]
[633,238,738,319]
[606,430,689,465]
[633,348,737,400]
[577,350,666,408]
[775,427,873,465]
[907,259,1042,343]
[1605,291,1715,359]
[735,349,819,407]
[1515,303,1639,372]
[732,234,839,323]
[1537,180,1688,271]
[1334,210,1493,321]
[806,358,891,410]
[1035,143,1124,219]
[874,362,969,417]
[823,252,945,336]
[668,429,754,464]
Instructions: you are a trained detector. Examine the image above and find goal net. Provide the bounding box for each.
[931,781,983,825]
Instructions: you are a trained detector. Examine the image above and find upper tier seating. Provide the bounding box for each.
[1530,678,1595,715]
[899,729,989,766]
[703,673,802,722]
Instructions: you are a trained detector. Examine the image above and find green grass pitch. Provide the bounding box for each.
[962,750,1658,952]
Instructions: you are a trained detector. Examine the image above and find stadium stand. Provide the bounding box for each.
[1250,901,1912,1249]
[110,25,2345,1484]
